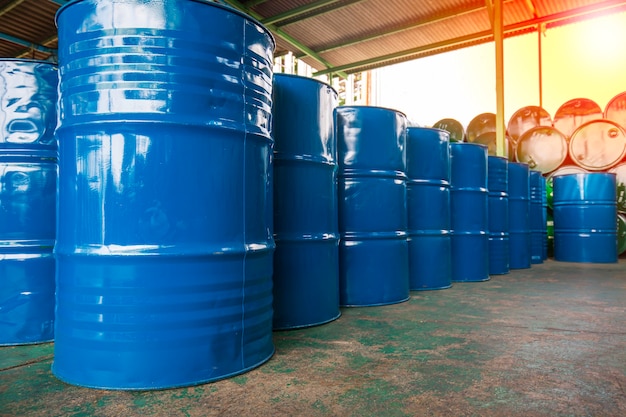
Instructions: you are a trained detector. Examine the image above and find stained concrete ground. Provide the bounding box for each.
[2,259,626,417]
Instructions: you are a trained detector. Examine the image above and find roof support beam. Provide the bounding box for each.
[494,0,506,157]
[0,32,56,54]
[314,0,626,76]
[262,0,367,26]
[15,34,58,59]
[0,0,27,18]
[313,3,486,55]
[218,0,347,78]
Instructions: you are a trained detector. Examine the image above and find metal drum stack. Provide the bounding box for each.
[406,127,452,290]
[336,106,409,306]
[0,59,58,346]
[54,0,276,389]
[271,74,340,329]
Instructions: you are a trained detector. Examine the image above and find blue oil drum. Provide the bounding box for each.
[450,143,489,282]
[271,74,340,329]
[553,173,617,263]
[487,156,509,275]
[406,127,451,290]
[508,162,531,269]
[0,59,57,346]
[542,176,548,260]
[336,106,409,306]
[53,0,275,390]
[529,170,544,264]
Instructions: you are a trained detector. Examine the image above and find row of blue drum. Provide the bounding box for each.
[0,0,619,391]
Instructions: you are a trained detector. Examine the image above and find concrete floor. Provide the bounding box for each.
[2,259,626,416]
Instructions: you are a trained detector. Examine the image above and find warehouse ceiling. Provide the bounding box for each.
[1,0,626,76]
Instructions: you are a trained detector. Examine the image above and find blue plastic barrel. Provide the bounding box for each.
[529,170,544,264]
[553,173,617,263]
[450,143,489,282]
[271,74,340,329]
[336,106,409,306]
[487,156,509,275]
[54,0,275,390]
[406,127,451,290]
[508,162,531,269]
[0,59,57,346]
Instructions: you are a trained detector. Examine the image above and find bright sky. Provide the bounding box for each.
[374,10,626,129]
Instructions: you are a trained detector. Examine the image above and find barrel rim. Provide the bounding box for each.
[0,58,58,66]
[335,105,407,118]
[273,72,339,96]
[55,0,276,50]
[407,126,451,138]
[450,141,488,150]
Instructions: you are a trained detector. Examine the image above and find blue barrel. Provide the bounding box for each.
[487,156,509,275]
[529,170,544,264]
[450,143,489,282]
[271,74,340,329]
[0,59,57,346]
[53,0,275,390]
[336,106,409,306]
[542,176,548,260]
[553,173,617,263]
[509,162,531,269]
[406,127,451,290]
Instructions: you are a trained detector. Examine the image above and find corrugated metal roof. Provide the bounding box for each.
[1,0,625,74]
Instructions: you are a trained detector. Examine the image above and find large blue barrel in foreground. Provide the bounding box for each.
[0,59,57,346]
[553,173,617,263]
[450,143,489,282]
[406,127,451,290]
[271,74,340,329]
[508,162,531,269]
[53,0,275,390]
[336,106,409,306]
[529,170,544,264]
[487,156,509,275]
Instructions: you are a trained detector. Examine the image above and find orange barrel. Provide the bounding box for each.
[604,91,626,130]
[507,105,552,143]
[569,119,626,171]
[466,113,495,143]
[608,162,626,213]
[515,126,567,174]
[553,98,603,138]
[432,118,465,142]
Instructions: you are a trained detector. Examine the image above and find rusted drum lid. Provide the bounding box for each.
[605,91,626,130]
[433,118,464,142]
[569,119,626,171]
[553,98,603,138]
[507,105,552,143]
[515,126,567,174]
[472,131,514,159]
[609,162,626,213]
[466,112,495,143]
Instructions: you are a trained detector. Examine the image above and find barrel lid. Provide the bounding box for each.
[515,126,567,174]
[336,105,407,119]
[432,118,465,142]
[553,98,603,138]
[56,0,276,49]
[273,73,338,96]
[507,105,552,143]
[569,119,626,171]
